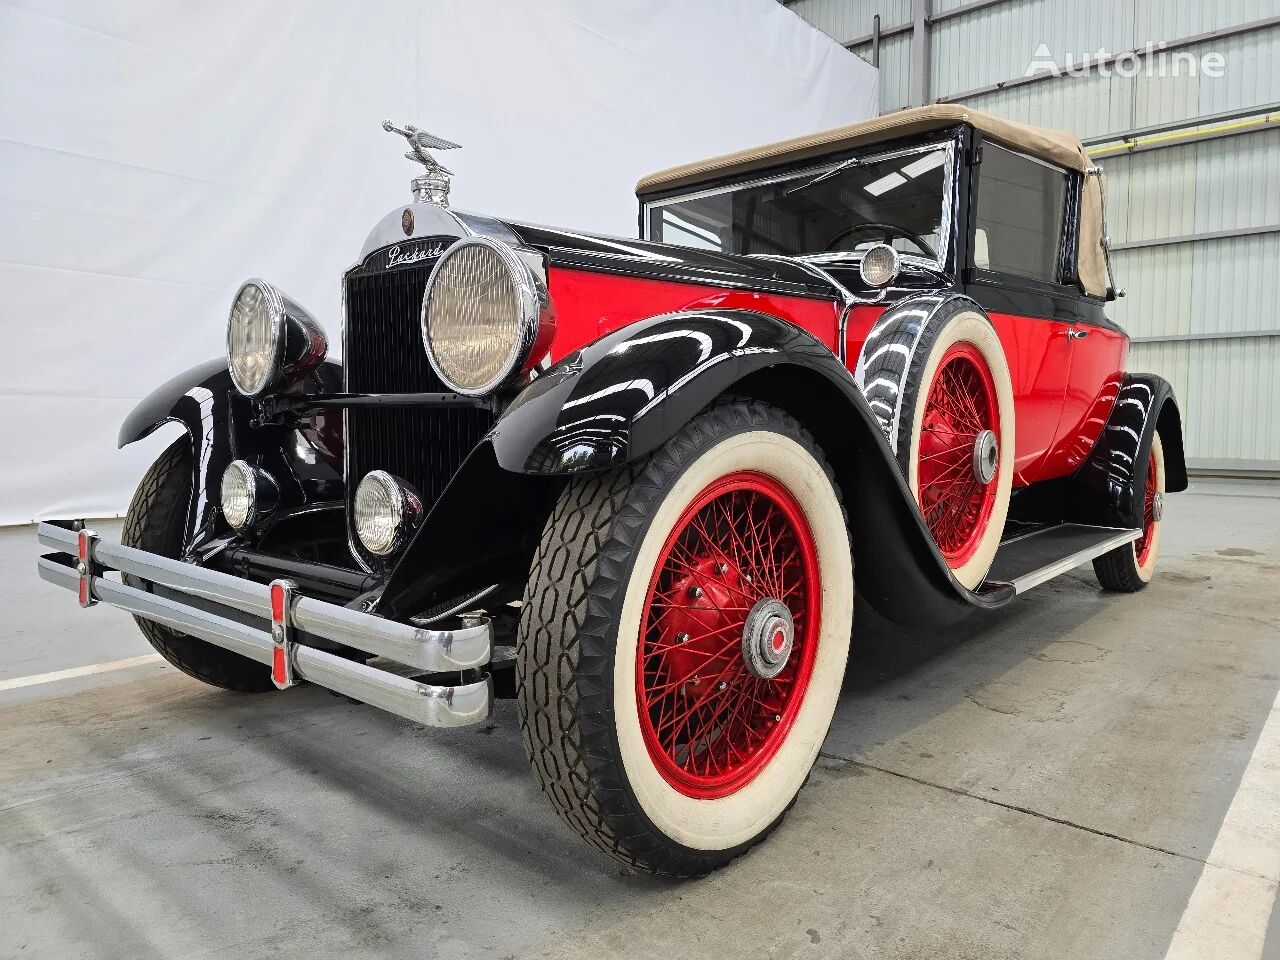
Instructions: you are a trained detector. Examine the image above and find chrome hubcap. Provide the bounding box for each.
[742,598,794,680]
[1152,491,1164,522]
[972,429,998,485]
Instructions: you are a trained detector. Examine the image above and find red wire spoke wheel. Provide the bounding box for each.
[891,309,1014,589]
[518,401,854,876]
[636,472,821,799]
[915,342,1000,566]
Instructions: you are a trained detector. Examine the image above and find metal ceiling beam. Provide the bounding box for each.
[844,0,1013,49]
[909,0,933,105]
[1082,101,1280,146]
[1130,329,1280,343]
[938,14,1280,104]
[1111,224,1280,252]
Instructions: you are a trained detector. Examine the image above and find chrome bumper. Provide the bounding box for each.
[35,522,492,727]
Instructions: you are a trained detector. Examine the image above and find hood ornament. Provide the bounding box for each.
[382,120,460,207]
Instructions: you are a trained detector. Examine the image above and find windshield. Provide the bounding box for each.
[645,143,952,264]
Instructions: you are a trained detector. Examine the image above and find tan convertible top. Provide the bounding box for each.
[637,104,1111,298]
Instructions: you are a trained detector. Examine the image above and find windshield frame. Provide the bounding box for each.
[641,138,958,273]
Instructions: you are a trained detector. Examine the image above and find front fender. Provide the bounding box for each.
[490,309,852,475]
[853,292,985,449]
[481,309,1012,627]
[118,358,343,553]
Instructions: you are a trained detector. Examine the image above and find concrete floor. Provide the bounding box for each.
[2,481,1278,959]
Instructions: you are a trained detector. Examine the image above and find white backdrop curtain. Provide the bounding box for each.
[0,0,877,524]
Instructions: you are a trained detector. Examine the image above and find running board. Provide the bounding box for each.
[983,524,1141,595]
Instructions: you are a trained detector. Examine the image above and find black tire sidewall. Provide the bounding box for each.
[122,439,275,692]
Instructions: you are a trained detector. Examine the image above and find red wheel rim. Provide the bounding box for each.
[1135,449,1159,564]
[916,342,1000,566]
[637,471,821,800]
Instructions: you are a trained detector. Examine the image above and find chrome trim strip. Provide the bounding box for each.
[36,555,491,728]
[36,524,490,672]
[1008,527,1141,595]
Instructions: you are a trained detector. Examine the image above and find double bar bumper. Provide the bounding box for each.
[36,523,492,727]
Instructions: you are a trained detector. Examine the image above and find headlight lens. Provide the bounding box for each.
[421,237,546,396]
[227,280,285,396]
[859,243,901,288]
[220,461,278,530]
[354,470,423,557]
[227,279,327,397]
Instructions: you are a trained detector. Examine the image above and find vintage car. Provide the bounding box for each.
[37,105,1186,876]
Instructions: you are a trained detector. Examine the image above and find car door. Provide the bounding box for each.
[964,142,1078,486]
[1038,318,1128,477]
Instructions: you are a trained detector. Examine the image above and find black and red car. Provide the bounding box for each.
[37,105,1186,876]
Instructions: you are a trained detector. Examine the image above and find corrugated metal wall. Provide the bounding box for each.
[783,0,1280,473]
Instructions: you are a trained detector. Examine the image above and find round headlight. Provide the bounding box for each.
[227,280,287,397]
[421,237,546,396]
[354,470,423,557]
[859,243,901,288]
[220,460,279,530]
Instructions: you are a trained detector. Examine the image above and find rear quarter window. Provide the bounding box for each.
[974,144,1069,283]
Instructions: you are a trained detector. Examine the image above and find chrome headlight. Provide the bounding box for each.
[420,237,549,396]
[859,243,901,288]
[354,470,423,557]
[220,460,279,530]
[227,279,328,397]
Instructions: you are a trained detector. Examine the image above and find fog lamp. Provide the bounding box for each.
[220,461,279,530]
[354,470,423,557]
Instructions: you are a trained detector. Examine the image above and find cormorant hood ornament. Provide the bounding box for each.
[382,119,461,207]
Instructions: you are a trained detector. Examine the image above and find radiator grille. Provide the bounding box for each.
[343,260,497,562]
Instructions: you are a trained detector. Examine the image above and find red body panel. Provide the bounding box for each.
[545,269,1123,489]
[987,311,1075,485]
[1038,324,1127,478]
[545,267,842,361]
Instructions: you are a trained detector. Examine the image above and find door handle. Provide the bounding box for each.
[1068,328,1089,340]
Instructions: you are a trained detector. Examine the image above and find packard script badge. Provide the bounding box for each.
[401,208,414,236]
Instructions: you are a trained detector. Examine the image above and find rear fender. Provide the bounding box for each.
[1011,374,1188,529]
[1074,373,1187,525]
[118,358,343,553]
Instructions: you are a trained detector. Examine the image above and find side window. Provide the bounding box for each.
[974,144,1069,283]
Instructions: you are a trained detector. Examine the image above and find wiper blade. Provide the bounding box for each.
[780,156,863,199]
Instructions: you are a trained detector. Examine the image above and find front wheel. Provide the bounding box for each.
[895,310,1015,589]
[122,439,275,692]
[516,401,854,876]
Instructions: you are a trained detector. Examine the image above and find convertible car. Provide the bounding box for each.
[36,105,1186,876]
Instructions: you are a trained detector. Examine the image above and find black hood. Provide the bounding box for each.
[503,221,843,302]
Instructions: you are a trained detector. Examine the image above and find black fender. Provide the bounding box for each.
[117,358,343,553]
[381,309,1013,626]
[852,292,988,451]
[1009,373,1188,529]
[1073,373,1188,526]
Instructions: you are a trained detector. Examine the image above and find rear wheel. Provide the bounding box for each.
[122,439,274,692]
[516,401,854,876]
[895,311,1014,588]
[1093,433,1166,591]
